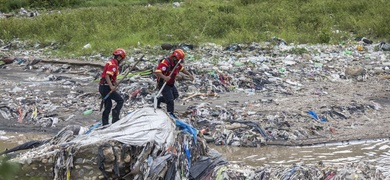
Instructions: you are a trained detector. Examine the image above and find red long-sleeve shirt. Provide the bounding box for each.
[155,57,184,86]
[100,59,119,84]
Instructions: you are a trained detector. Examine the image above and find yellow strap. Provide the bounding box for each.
[67,170,71,180]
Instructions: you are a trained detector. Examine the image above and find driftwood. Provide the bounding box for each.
[39,58,104,68]
[379,75,390,79]
[6,56,105,68]
[182,93,218,101]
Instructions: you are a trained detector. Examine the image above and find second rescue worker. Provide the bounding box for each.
[154,49,194,118]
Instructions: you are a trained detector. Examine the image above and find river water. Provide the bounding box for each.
[210,138,390,177]
[1,131,390,178]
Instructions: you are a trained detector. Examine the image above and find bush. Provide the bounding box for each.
[0,0,29,12]
[319,30,331,44]
[27,0,84,9]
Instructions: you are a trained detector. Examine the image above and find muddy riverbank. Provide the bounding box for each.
[1,42,390,147]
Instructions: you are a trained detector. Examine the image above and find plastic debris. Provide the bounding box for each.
[0,39,389,179]
[82,109,93,116]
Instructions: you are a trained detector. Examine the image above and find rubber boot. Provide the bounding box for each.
[112,109,120,124]
[102,114,109,126]
[157,97,162,109]
[169,112,178,119]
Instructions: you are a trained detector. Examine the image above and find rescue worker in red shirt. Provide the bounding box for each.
[99,48,126,126]
[154,49,194,117]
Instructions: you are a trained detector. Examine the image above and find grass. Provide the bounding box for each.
[0,0,390,58]
[0,156,20,180]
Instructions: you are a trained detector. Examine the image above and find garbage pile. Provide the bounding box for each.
[6,108,207,179]
[217,161,385,179]
[1,38,390,147]
[3,107,385,179]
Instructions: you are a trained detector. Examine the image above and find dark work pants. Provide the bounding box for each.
[157,85,179,114]
[99,85,124,126]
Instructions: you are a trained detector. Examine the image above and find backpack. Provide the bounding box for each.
[162,57,172,70]
[154,57,172,88]
[153,57,171,74]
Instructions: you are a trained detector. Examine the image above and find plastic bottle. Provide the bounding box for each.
[279,67,286,73]
[344,50,352,55]
[83,109,93,116]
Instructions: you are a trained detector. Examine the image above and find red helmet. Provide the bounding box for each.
[113,48,126,59]
[172,49,185,60]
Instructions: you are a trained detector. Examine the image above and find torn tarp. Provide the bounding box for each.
[149,154,172,178]
[189,149,227,179]
[69,107,176,148]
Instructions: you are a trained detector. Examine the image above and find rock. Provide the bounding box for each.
[302,53,311,60]
[161,43,173,50]
[345,66,365,77]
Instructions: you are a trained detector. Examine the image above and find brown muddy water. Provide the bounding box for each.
[211,139,390,177]
[1,131,390,177]
[0,131,52,153]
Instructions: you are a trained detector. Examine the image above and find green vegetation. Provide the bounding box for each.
[0,0,389,57]
[0,156,20,180]
[288,47,309,55]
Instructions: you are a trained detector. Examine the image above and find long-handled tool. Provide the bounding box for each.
[99,55,144,111]
[154,59,182,112]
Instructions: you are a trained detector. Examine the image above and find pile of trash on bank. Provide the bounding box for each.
[2,107,385,179]
[6,107,208,179]
[1,38,390,148]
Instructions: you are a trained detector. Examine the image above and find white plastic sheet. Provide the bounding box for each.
[71,107,176,148]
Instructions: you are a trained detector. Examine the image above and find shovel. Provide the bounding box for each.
[99,55,144,111]
[154,59,182,112]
